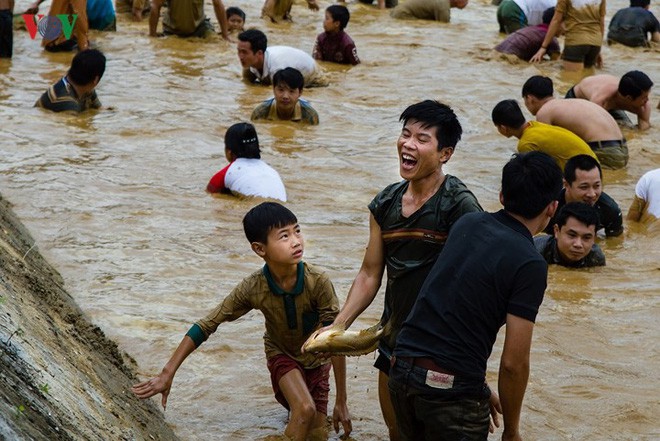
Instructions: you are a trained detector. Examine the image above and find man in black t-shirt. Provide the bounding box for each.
[608,0,660,47]
[389,151,562,440]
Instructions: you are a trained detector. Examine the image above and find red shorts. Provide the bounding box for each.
[267,354,331,414]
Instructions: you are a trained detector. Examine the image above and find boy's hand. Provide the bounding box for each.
[131,371,174,410]
[489,389,502,433]
[333,400,352,439]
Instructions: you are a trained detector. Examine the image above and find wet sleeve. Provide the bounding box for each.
[507,259,548,323]
[194,279,254,341]
[207,163,231,193]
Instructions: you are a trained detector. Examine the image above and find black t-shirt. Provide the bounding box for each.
[608,7,660,47]
[393,210,548,384]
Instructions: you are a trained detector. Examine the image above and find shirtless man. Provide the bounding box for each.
[566,70,654,131]
[522,75,628,169]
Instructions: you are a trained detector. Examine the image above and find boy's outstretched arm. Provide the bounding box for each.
[131,335,197,410]
[331,356,352,438]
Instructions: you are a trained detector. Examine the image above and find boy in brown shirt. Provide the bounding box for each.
[132,202,351,440]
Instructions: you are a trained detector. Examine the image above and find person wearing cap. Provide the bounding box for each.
[535,202,606,268]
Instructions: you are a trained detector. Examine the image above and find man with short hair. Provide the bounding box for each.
[35,49,105,112]
[608,0,660,47]
[325,100,484,440]
[545,155,623,237]
[522,75,628,169]
[390,0,468,22]
[149,0,229,39]
[492,99,597,170]
[535,202,606,268]
[238,29,326,88]
[566,71,654,131]
[251,67,319,125]
[389,151,563,440]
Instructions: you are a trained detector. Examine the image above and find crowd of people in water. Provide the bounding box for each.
[1,0,659,439]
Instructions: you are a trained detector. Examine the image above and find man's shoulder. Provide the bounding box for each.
[585,243,606,267]
[251,98,275,120]
[533,234,553,251]
[38,79,82,112]
[302,262,333,290]
[596,191,621,211]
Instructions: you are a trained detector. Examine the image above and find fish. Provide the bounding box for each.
[301,322,389,357]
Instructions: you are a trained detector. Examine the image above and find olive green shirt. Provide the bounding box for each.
[369,175,483,353]
[163,0,205,36]
[194,262,338,369]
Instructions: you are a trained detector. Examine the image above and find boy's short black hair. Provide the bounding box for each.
[243,202,298,244]
[542,7,555,24]
[555,202,599,230]
[563,154,601,185]
[273,67,304,92]
[630,0,650,8]
[225,122,261,159]
[326,5,350,30]
[226,6,246,20]
[68,49,106,86]
[522,75,553,99]
[491,99,526,128]
[238,29,267,53]
[618,70,653,98]
[501,151,563,219]
[399,100,462,150]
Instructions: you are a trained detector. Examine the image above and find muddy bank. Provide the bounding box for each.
[0,193,178,441]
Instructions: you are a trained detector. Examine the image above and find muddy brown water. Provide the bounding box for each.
[1,0,659,439]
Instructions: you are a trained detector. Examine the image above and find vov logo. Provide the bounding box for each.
[22,14,78,40]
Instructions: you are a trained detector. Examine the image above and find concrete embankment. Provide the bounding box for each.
[0,193,178,441]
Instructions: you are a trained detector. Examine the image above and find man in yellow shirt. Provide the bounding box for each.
[492,99,598,170]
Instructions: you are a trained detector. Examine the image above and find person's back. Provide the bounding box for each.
[35,49,105,112]
[87,0,116,31]
[535,99,622,143]
[163,0,206,35]
[390,0,454,22]
[495,23,560,60]
[607,0,660,47]
[519,121,597,169]
[263,46,324,87]
[207,123,287,201]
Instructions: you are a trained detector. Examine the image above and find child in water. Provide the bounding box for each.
[206,122,288,201]
[132,202,352,441]
[226,6,245,33]
[312,4,360,65]
[251,68,319,125]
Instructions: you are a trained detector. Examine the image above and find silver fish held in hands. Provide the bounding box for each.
[301,322,389,356]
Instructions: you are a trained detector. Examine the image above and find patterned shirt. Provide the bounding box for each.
[35,76,101,112]
[251,97,319,125]
[495,24,561,60]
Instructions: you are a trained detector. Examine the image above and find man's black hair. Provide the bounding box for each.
[542,7,555,24]
[522,75,553,99]
[501,151,563,219]
[243,202,298,244]
[238,29,267,53]
[226,6,246,20]
[630,0,650,8]
[399,100,462,149]
[555,202,599,229]
[68,49,106,86]
[618,70,653,98]
[564,154,602,185]
[225,122,261,159]
[491,99,526,128]
[273,67,304,92]
[326,5,350,30]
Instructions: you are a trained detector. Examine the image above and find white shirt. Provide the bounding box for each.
[249,46,319,84]
[635,168,660,218]
[226,158,287,202]
[512,0,557,26]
